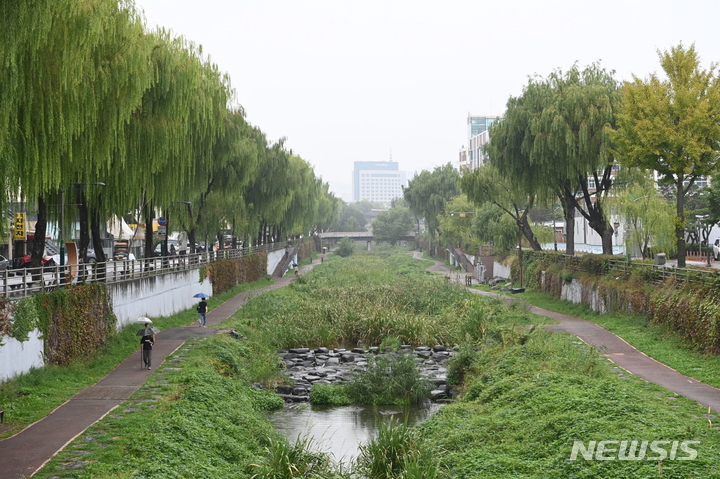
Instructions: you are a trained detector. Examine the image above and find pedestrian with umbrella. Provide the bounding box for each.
[194,293,210,327]
[135,317,159,370]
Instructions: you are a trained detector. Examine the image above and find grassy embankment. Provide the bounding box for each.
[0,277,273,440]
[32,249,720,478]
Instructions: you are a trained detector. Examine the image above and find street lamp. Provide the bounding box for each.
[613,221,620,252]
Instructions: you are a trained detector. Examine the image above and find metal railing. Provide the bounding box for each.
[2,242,287,299]
[546,253,720,287]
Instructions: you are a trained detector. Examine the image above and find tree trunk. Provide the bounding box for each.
[30,196,48,268]
[77,188,90,264]
[518,212,542,251]
[188,228,197,254]
[144,202,154,259]
[90,203,107,282]
[564,205,576,256]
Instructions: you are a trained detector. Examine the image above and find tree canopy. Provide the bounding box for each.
[610,44,720,266]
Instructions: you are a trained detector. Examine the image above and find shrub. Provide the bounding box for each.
[309,383,352,406]
[345,352,432,406]
[335,237,356,257]
[355,418,438,479]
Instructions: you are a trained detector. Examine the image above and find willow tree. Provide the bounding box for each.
[489,63,621,255]
[277,155,322,239]
[460,164,542,251]
[1,0,154,265]
[181,109,261,252]
[97,30,230,259]
[403,164,460,255]
[312,180,341,235]
[610,44,720,267]
[243,139,295,244]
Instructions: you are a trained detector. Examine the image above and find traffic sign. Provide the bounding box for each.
[157,225,167,237]
[158,217,168,226]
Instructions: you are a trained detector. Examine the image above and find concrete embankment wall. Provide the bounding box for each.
[1,251,285,382]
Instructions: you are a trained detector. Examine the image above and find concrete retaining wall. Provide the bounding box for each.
[0,331,44,383]
[1,250,282,382]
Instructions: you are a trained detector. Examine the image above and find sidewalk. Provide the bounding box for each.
[420,254,720,413]
[0,270,301,479]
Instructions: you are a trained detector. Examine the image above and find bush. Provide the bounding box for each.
[345,352,432,405]
[335,237,356,257]
[309,383,352,406]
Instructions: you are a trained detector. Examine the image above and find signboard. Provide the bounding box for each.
[157,225,167,239]
[158,217,168,226]
[14,213,26,241]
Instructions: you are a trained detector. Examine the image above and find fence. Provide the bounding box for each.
[2,242,287,300]
[548,253,720,287]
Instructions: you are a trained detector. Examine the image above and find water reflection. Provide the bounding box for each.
[270,402,442,464]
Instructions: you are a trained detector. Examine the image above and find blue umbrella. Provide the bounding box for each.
[193,293,210,299]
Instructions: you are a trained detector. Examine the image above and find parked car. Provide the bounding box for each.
[714,238,720,260]
[0,255,9,271]
[16,254,56,268]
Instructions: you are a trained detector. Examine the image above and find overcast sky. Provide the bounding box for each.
[136,0,720,201]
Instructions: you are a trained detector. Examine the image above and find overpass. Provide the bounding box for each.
[318,232,416,250]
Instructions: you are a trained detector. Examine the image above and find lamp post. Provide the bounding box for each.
[613,221,620,253]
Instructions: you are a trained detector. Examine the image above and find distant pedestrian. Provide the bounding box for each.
[197,299,208,327]
[140,323,154,370]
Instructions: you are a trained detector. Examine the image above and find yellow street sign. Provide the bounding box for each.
[14,213,26,241]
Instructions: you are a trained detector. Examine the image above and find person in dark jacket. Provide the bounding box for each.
[197,300,208,327]
[140,323,155,370]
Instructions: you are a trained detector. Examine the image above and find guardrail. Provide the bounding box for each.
[2,242,286,300]
[549,254,720,287]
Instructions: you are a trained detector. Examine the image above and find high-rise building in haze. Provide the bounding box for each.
[352,161,407,206]
[459,114,501,172]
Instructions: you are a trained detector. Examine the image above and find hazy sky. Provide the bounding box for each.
[136,0,720,201]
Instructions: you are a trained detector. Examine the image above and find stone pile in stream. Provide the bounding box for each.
[273,345,458,403]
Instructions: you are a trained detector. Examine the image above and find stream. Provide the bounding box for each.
[270,402,443,464]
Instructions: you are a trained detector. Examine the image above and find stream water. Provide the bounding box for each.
[270,402,443,464]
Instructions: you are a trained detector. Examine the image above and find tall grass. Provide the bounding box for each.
[355,418,439,479]
[228,252,542,350]
[345,351,433,406]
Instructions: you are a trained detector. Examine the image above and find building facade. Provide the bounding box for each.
[460,114,500,172]
[352,161,407,206]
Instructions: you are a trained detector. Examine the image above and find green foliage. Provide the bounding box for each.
[230,250,539,350]
[403,163,460,237]
[0,299,12,341]
[334,237,356,257]
[329,201,371,232]
[9,297,38,343]
[371,204,415,245]
[355,419,439,479]
[309,383,352,406]
[611,44,720,266]
[34,283,116,365]
[250,435,335,479]
[345,352,432,406]
[419,330,720,478]
[207,253,268,295]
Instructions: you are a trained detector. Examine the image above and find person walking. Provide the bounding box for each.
[140,323,155,370]
[197,299,209,327]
